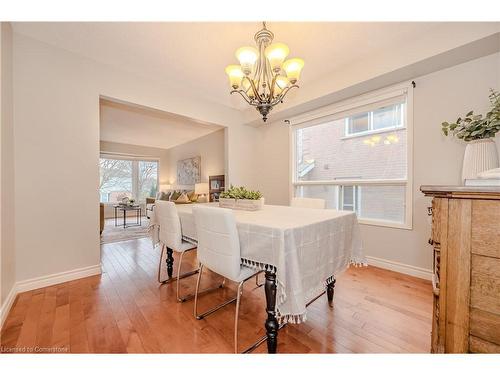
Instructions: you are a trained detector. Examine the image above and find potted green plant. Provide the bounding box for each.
[441,89,500,182]
[219,185,264,211]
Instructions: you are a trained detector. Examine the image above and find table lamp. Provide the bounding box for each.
[195,182,209,202]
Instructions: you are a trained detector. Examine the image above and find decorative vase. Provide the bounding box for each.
[462,138,499,182]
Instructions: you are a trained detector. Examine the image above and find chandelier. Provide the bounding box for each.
[225,22,304,122]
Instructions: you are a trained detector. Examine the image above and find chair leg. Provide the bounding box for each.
[193,264,203,318]
[234,281,244,353]
[157,244,166,283]
[176,249,187,301]
[158,247,199,284]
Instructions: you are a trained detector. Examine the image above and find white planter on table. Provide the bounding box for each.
[462,138,499,182]
[219,197,264,211]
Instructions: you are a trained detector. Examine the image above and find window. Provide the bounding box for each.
[345,103,404,136]
[99,156,158,203]
[292,86,412,228]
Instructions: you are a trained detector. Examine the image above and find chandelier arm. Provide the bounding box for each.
[247,77,264,102]
[271,84,299,105]
[263,55,273,102]
[269,73,278,101]
[230,89,257,106]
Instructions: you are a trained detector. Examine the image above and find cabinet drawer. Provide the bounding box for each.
[470,308,500,346]
[472,200,500,258]
[470,336,500,353]
[471,255,500,315]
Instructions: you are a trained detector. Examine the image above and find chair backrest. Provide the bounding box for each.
[291,197,326,209]
[192,206,241,281]
[155,201,182,250]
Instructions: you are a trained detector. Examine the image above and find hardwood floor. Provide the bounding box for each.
[0,238,433,353]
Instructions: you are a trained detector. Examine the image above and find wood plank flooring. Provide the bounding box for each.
[0,238,433,353]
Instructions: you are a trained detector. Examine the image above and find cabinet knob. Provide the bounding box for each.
[427,206,433,216]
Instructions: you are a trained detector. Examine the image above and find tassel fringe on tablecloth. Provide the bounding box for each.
[242,257,367,324]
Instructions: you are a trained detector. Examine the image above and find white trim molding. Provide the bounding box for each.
[0,285,18,329]
[366,255,432,281]
[16,264,102,293]
[0,264,102,328]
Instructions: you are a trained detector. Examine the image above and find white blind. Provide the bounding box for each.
[292,91,407,130]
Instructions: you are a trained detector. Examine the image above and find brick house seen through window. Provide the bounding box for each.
[292,87,412,228]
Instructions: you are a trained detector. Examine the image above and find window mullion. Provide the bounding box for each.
[132,161,139,200]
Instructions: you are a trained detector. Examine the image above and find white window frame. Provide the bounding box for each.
[343,102,405,138]
[99,152,160,203]
[288,83,414,230]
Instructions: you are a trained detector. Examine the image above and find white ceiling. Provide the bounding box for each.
[99,99,223,149]
[12,22,500,122]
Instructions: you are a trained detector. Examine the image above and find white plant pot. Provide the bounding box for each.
[219,198,237,209]
[462,138,499,182]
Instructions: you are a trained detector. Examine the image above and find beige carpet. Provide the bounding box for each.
[100,217,151,244]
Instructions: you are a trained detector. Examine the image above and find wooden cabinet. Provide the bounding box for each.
[421,186,500,353]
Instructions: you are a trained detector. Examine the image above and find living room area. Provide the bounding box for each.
[99,97,226,244]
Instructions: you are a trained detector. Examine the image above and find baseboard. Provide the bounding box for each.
[1,264,101,329]
[15,264,102,294]
[366,255,432,280]
[0,285,18,329]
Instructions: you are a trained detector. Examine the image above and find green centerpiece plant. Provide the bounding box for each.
[219,185,263,200]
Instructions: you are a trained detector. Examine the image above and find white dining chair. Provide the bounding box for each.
[155,201,200,301]
[192,206,263,353]
[291,197,326,209]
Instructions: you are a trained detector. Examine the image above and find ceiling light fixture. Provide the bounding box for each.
[225,22,304,122]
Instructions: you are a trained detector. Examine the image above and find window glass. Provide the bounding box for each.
[296,120,406,181]
[99,157,159,203]
[295,184,406,224]
[373,103,402,130]
[347,113,369,134]
[358,185,406,223]
[138,161,158,201]
[293,95,409,226]
[99,159,133,203]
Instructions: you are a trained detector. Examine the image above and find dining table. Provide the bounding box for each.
[149,202,365,353]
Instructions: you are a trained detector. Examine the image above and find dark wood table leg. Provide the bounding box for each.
[264,270,279,353]
[123,209,126,228]
[166,247,174,279]
[327,277,336,306]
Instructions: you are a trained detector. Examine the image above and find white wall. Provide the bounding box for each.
[1,22,15,315]
[12,33,259,283]
[166,129,225,188]
[255,52,500,276]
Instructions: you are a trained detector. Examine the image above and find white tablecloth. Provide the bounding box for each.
[150,203,365,323]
